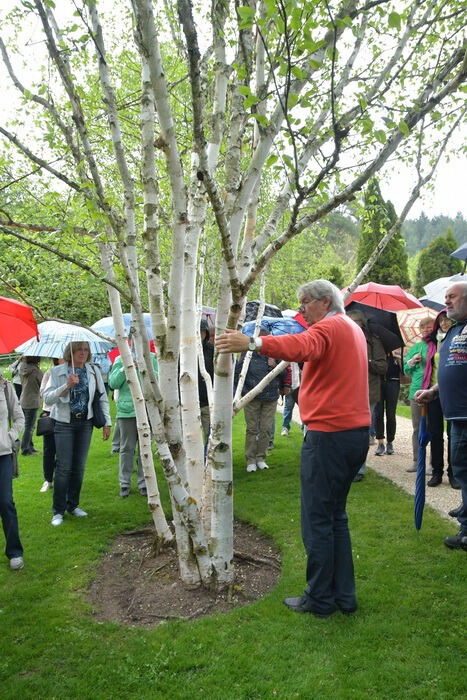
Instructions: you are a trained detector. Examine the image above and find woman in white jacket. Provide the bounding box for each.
[0,373,25,569]
[43,342,111,527]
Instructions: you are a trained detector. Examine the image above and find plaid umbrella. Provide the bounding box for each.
[397,307,438,348]
[414,405,431,530]
[15,320,114,358]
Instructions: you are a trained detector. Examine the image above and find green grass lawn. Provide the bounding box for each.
[0,413,465,699]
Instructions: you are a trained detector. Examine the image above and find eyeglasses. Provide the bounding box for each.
[299,298,318,312]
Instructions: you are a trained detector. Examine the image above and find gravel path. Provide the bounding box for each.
[284,407,461,521]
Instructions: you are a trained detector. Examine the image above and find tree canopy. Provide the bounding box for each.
[413,229,463,296]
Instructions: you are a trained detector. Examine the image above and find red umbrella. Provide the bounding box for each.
[0,296,38,353]
[344,282,422,311]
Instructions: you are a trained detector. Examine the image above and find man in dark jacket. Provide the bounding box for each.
[235,331,290,472]
[347,310,387,481]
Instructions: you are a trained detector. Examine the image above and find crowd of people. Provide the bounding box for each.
[1,281,465,603]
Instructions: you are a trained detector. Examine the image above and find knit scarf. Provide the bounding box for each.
[421,334,437,389]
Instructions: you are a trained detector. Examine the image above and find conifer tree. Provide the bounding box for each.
[356,178,410,287]
[414,229,463,296]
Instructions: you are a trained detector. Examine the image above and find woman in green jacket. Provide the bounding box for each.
[109,352,158,497]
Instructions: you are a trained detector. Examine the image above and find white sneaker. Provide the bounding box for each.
[10,556,24,570]
[257,460,269,470]
[246,463,257,472]
[40,481,52,492]
[70,507,88,517]
[51,514,63,527]
[281,428,289,436]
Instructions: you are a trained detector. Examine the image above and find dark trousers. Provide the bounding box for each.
[42,429,56,483]
[449,420,467,532]
[53,418,93,515]
[21,407,38,454]
[300,428,369,616]
[0,454,23,560]
[374,379,400,443]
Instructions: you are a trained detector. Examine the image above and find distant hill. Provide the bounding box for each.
[401,212,467,256]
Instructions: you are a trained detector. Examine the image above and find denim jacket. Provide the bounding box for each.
[43,362,111,426]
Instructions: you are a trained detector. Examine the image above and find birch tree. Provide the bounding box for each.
[0,0,465,588]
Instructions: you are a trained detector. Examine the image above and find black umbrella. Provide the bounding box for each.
[418,296,445,312]
[244,300,282,322]
[345,301,404,351]
[414,405,431,530]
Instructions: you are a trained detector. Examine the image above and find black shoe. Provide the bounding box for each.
[427,474,442,487]
[444,531,467,551]
[353,473,364,482]
[448,504,463,518]
[449,474,461,489]
[283,595,334,617]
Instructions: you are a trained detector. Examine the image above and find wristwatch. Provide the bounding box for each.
[248,336,257,352]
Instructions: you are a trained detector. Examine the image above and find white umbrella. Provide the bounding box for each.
[423,273,466,305]
[15,320,114,359]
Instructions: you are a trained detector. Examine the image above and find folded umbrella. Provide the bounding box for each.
[414,405,431,531]
[0,296,38,354]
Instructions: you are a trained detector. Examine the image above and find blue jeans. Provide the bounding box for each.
[0,454,23,560]
[282,393,296,431]
[21,407,38,454]
[449,420,467,532]
[53,418,93,515]
[300,427,369,615]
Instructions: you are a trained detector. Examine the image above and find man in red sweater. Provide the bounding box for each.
[216,280,370,617]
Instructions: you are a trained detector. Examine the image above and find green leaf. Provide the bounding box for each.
[374,130,387,144]
[266,154,278,167]
[398,120,410,137]
[388,12,401,30]
[237,85,250,96]
[309,59,322,70]
[291,66,308,80]
[237,6,255,29]
[251,113,269,127]
[362,118,374,134]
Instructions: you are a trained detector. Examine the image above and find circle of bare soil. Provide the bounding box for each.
[88,520,281,627]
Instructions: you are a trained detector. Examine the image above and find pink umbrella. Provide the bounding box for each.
[0,296,38,353]
[344,282,423,311]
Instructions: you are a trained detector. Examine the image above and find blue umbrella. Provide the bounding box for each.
[414,405,431,530]
[91,313,153,340]
[242,316,306,337]
[450,241,467,273]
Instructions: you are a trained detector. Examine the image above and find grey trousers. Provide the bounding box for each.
[118,417,144,489]
[243,398,278,463]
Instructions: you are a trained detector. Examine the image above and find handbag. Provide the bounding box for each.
[36,412,55,436]
[91,366,106,429]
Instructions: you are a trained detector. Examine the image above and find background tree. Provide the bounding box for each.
[413,229,463,296]
[356,178,410,287]
[0,0,465,591]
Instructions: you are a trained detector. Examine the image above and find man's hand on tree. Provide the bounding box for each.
[215,329,249,354]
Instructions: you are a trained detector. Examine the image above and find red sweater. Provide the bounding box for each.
[260,313,370,431]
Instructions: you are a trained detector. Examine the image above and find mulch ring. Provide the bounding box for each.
[88,519,281,627]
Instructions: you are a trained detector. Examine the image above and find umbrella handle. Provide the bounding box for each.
[421,404,427,417]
